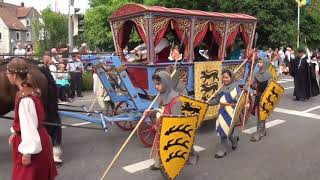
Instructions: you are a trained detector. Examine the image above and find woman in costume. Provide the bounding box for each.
[209,70,241,158]
[250,57,273,142]
[6,58,57,180]
[144,71,182,170]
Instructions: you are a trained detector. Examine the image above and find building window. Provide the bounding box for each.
[26,19,30,26]
[16,32,20,41]
[26,32,31,41]
[0,33,2,41]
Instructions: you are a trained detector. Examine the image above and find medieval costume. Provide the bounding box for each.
[11,87,57,180]
[289,54,319,101]
[150,71,182,170]
[250,58,273,142]
[209,73,241,158]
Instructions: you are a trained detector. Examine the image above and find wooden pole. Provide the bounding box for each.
[242,49,257,130]
[99,68,180,180]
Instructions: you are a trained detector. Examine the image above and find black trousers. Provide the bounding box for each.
[57,84,71,101]
[70,72,82,97]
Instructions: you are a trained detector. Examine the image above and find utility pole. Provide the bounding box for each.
[68,0,74,53]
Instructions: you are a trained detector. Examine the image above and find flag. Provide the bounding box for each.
[296,0,311,6]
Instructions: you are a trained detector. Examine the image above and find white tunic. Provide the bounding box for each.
[17,97,42,155]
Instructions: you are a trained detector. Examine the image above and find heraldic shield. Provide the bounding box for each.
[229,90,246,137]
[269,64,278,80]
[180,95,209,128]
[259,80,284,121]
[159,115,198,180]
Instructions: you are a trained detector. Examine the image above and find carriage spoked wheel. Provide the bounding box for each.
[137,113,157,147]
[114,101,138,131]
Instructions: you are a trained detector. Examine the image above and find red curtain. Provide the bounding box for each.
[240,25,250,47]
[210,24,224,60]
[210,24,223,47]
[226,26,240,48]
[172,20,190,60]
[118,21,134,49]
[154,21,170,46]
[135,24,147,45]
[194,23,209,48]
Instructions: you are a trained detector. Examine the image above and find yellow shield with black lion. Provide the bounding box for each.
[159,115,198,180]
[259,80,284,121]
[180,95,209,128]
[229,90,246,137]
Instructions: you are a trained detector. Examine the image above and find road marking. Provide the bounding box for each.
[274,108,320,120]
[303,105,320,113]
[243,119,286,134]
[62,122,92,129]
[122,145,205,173]
[277,79,293,84]
[284,86,294,90]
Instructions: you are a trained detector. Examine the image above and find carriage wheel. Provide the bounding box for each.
[137,115,157,147]
[238,92,253,129]
[114,101,138,131]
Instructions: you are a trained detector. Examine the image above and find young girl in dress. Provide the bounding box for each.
[209,70,242,158]
[6,58,57,180]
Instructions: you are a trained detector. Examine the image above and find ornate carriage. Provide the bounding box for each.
[109,3,257,119]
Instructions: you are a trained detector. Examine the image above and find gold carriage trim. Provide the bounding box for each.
[212,21,225,35]
[223,64,245,81]
[152,16,171,37]
[132,16,147,37]
[194,20,209,38]
[111,20,125,53]
[227,23,240,37]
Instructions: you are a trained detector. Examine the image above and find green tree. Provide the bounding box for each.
[85,0,320,50]
[33,7,68,55]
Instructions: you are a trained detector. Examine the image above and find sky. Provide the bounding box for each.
[4,0,90,13]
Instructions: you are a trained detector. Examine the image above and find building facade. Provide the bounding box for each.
[0,1,40,54]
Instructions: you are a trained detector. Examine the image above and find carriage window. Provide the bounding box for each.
[193,30,219,62]
[225,33,246,61]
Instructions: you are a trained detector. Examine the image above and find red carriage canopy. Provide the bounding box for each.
[109,3,258,63]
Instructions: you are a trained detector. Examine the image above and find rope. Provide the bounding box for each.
[0,116,105,131]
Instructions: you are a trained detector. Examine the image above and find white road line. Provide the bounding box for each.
[243,119,286,134]
[62,122,92,129]
[277,79,293,84]
[284,87,294,90]
[303,105,320,113]
[274,108,320,120]
[122,145,205,173]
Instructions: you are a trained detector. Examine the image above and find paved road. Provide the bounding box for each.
[1,76,320,180]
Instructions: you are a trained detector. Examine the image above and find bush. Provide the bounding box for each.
[82,70,93,91]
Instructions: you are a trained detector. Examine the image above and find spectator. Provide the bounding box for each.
[67,49,84,98]
[43,52,57,80]
[278,47,285,65]
[25,44,34,56]
[51,48,60,63]
[80,43,91,54]
[14,42,26,56]
[56,64,71,102]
